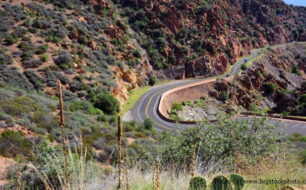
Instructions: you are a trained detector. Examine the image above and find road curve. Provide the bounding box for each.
[124,47,306,135]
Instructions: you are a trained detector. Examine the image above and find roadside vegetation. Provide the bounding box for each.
[0,0,306,189]
[3,107,306,189]
[169,96,228,121]
[122,85,152,114]
[122,79,176,114]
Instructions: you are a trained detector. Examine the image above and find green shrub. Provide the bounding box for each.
[230,174,245,190]
[68,100,102,115]
[54,51,73,70]
[0,53,13,65]
[255,70,262,78]
[94,93,119,115]
[298,94,306,104]
[219,91,229,102]
[5,34,18,45]
[149,76,157,86]
[189,176,207,190]
[17,42,31,50]
[182,101,193,106]
[211,176,231,190]
[143,118,154,131]
[172,103,183,111]
[263,82,275,94]
[292,65,301,75]
[36,45,49,54]
[46,35,61,43]
[288,133,306,142]
[300,150,306,164]
[169,113,181,121]
[40,54,48,62]
[0,96,42,117]
[30,111,58,133]
[241,63,247,71]
[0,130,32,157]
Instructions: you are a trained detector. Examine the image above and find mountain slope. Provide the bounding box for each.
[113,0,306,78]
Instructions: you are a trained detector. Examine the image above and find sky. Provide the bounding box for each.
[283,0,306,6]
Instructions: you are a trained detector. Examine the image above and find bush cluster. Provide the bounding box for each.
[93,93,120,115]
[0,130,32,157]
[54,51,73,70]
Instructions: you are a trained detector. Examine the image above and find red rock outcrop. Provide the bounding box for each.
[115,0,306,79]
[213,43,306,110]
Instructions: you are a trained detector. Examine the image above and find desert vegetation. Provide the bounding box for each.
[3,104,305,189]
[0,82,303,189]
[0,0,306,189]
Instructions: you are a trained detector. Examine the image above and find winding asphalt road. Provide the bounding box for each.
[123,47,306,135]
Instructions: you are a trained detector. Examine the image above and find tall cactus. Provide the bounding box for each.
[230,174,245,190]
[211,176,232,190]
[189,176,207,190]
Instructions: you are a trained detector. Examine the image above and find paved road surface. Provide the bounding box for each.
[124,47,306,135]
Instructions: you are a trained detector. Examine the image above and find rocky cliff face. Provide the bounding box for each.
[211,43,306,113]
[114,0,306,79]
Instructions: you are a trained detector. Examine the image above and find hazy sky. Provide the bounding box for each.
[283,0,306,6]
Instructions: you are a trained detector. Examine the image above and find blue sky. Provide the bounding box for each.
[283,0,306,6]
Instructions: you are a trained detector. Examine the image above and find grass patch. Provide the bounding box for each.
[288,133,306,142]
[122,80,174,114]
[122,85,151,114]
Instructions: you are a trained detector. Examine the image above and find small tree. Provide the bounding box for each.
[94,93,120,115]
[263,82,275,94]
[241,63,247,71]
[143,118,154,131]
[149,76,157,86]
[219,91,229,102]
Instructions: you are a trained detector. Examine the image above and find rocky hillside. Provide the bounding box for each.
[114,0,306,79]
[0,0,153,103]
[0,0,305,103]
[211,42,306,114]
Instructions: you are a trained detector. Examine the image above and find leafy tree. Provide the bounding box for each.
[94,93,119,115]
[159,115,283,172]
[241,63,247,71]
[149,76,157,86]
[143,118,154,131]
[263,82,275,94]
[219,91,229,102]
